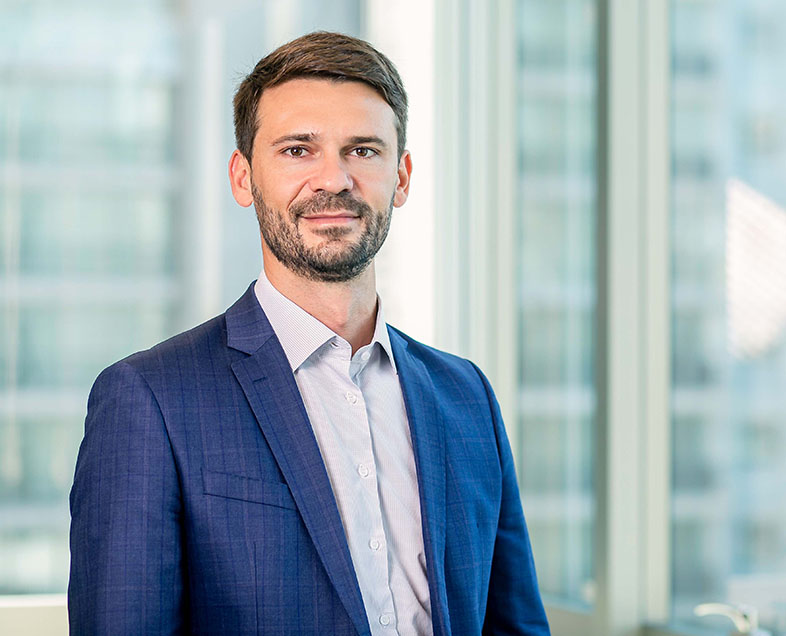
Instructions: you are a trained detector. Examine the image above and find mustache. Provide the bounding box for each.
[289,191,372,219]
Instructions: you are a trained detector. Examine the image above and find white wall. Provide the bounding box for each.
[365,0,437,347]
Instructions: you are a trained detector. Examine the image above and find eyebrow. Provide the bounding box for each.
[346,136,388,149]
[270,132,318,147]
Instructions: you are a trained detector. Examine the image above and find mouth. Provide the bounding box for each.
[299,213,360,225]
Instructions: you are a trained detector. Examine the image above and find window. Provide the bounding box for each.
[438,1,785,634]
[4,1,786,634]
[670,0,786,632]
[0,0,183,594]
[515,0,597,606]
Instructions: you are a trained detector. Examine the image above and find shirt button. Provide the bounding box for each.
[360,350,370,361]
[345,391,358,405]
[357,464,370,478]
[369,538,381,551]
[379,614,391,626]
[330,340,340,348]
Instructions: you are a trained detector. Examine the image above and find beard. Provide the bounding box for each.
[252,185,393,283]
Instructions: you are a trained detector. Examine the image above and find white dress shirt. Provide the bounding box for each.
[254,270,432,636]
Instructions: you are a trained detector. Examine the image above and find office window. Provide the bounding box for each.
[671,0,786,631]
[515,0,596,605]
[0,0,183,594]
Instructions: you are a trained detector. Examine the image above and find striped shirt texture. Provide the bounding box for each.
[254,270,432,636]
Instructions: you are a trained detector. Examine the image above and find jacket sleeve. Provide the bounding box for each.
[471,364,551,636]
[68,360,186,635]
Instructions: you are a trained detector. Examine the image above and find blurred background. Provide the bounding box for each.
[1,0,785,634]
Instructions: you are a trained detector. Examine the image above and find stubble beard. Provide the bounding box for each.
[252,184,394,283]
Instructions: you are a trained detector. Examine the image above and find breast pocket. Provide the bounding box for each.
[201,468,296,510]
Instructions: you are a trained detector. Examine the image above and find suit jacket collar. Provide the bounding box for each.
[225,282,276,355]
[225,284,450,636]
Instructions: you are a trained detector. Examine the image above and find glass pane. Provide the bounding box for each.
[671,0,786,632]
[15,79,176,165]
[0,1,183,594]
[515,0,597,606]
[19,190,176,276]
[16,303,175,389]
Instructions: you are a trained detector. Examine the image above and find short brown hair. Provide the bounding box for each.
[233,31,408,162]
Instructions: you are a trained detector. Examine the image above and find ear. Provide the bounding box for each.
[228,149,254,207]
[392,150,412,208]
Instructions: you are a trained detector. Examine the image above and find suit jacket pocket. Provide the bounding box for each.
[202,468,296,510]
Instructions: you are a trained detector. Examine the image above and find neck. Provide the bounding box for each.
[263,257,379,355]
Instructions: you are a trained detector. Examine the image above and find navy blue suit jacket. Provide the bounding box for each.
[68,283,549,635]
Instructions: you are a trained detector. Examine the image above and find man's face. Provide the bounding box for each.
[238,78,410,283]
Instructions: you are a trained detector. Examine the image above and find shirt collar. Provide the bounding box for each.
[253,269,397,374]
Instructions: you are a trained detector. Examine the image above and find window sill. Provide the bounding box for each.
[0,595,67,636]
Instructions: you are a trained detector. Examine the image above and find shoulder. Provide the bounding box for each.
[91,312,229,399]
[132,313,227,367]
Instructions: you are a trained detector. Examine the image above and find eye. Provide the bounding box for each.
[283,146,308,158]
[351,147,377,158]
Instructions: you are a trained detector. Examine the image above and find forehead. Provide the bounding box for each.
[255,78,396,140]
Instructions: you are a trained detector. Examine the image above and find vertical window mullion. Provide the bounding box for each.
[641,0,672,625]
[595,0,646,633]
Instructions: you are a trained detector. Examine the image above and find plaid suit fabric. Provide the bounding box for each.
[68,283,549,635]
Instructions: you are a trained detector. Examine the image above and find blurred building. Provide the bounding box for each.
[670,0,786,628]
[0,0,184,593]
[513,1,786,631]
[514,0,596,605]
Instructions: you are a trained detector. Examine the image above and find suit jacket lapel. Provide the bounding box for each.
[226,285,371,636]
[388,327,451,636]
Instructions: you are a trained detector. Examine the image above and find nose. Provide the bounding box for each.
[307,154,354,194]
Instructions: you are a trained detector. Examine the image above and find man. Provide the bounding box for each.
[69,31,549,635]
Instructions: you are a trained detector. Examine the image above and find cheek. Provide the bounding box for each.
[256,172,308,209]
[356,167,400,201]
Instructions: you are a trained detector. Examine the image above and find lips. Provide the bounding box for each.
[300,212,359,219]
[299,210,361,224]
[299,214,360,227]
